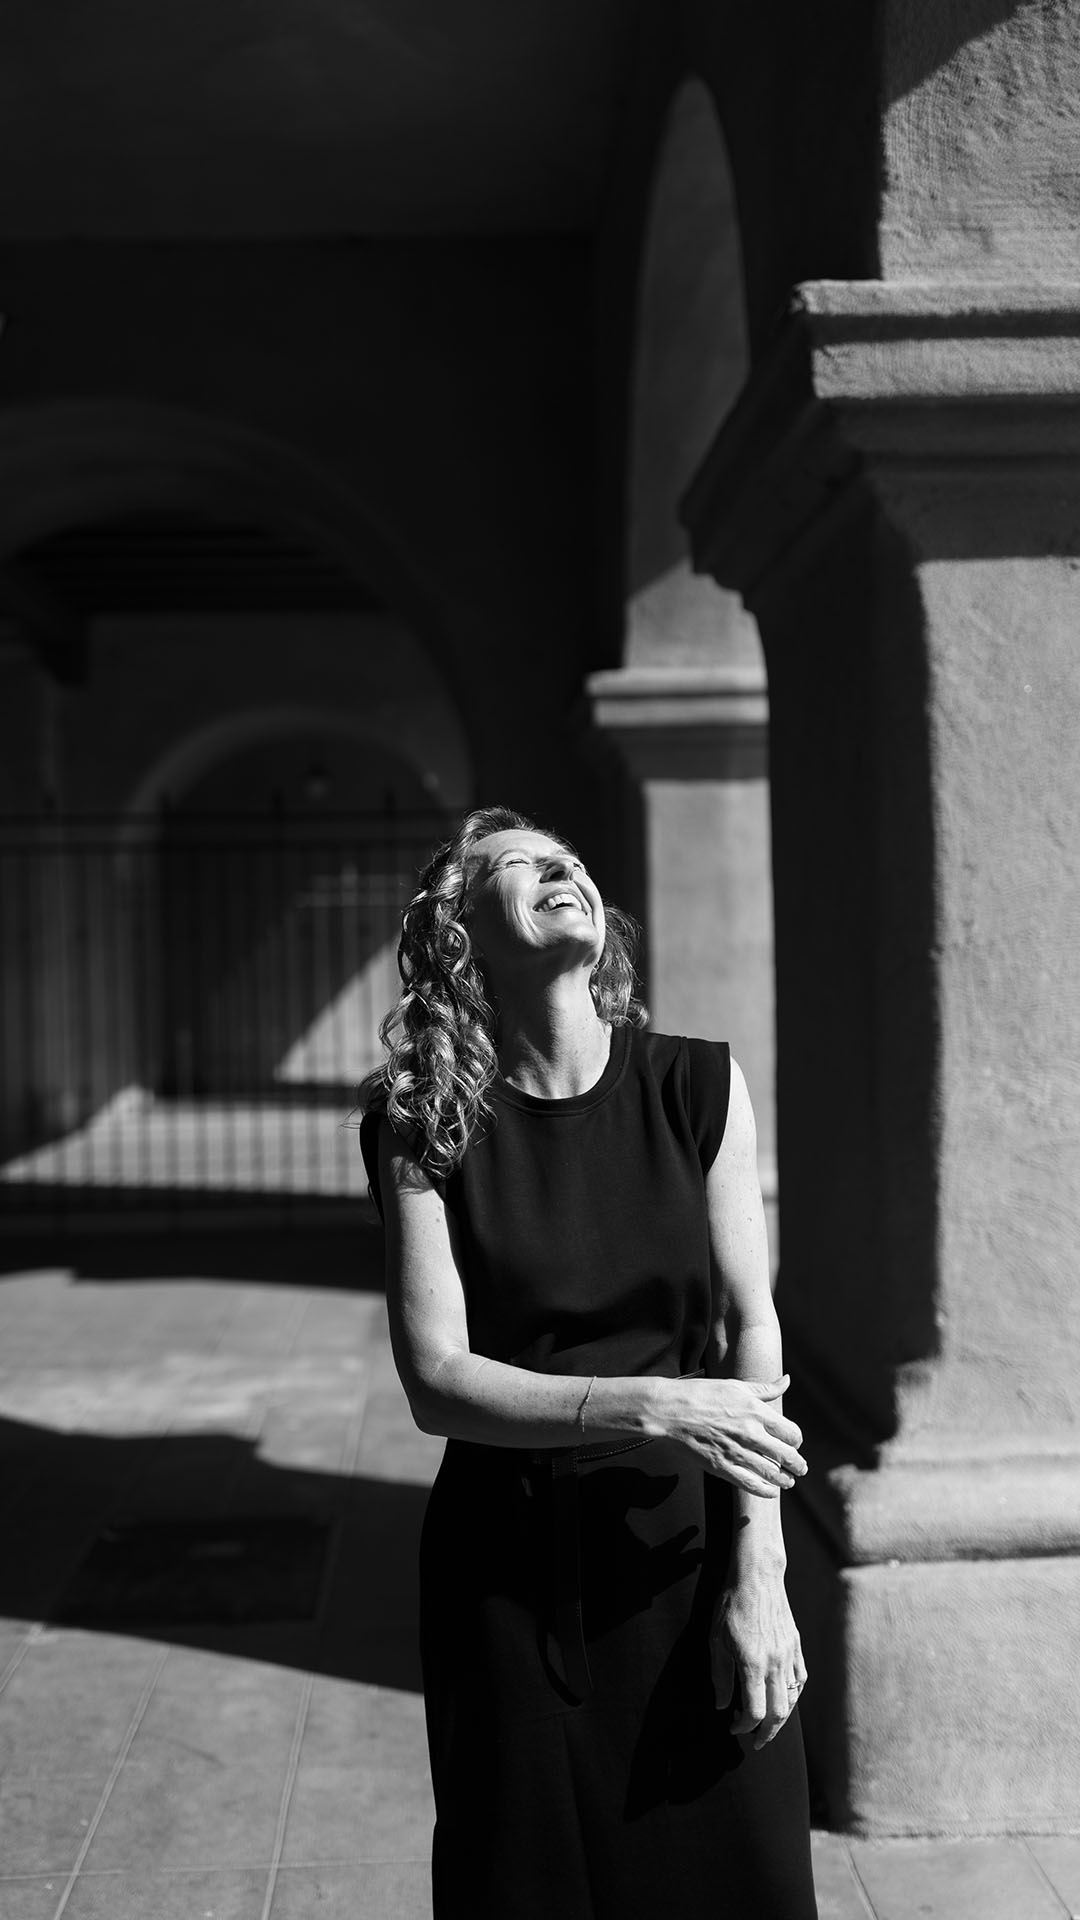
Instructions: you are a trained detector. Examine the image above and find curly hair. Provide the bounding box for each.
[360,805,647,1181]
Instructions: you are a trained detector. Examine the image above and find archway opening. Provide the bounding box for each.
[0,422,470,1215]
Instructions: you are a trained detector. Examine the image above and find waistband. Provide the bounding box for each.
[526,1434,651,1467]
[528,1368,704,1704]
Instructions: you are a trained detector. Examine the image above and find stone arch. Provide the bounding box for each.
[122,693,470,831]
[0,393,473,833]
[0,397,474,1126]
[0,395,448,652]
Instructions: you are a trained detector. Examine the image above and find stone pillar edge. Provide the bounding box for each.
[681,279,1080,604]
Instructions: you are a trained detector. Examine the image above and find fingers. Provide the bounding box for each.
[728,1387,806,1471]
[748,1419,806,1479]
[760,1410,804,1448]
[753,1374,790,1401]
[734,1428,806,1485]
[734,1662,808,1749]
[723,1434,805,1496]
[731,1663,767,1740]
[680,1380,808,1490]
[757,1668,793,1748]
[723,1453,793,1498]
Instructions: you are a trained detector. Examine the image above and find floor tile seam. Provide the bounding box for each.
[0,1630,34,1696]
[0,1870,275,1884]
[207,1298,241,1363]
[0,1855,434,1882]
[257,1669,316,1920]
[273,1856,433,1871]
[276,1293,315,1362]
[340,1353,378,1476]
[1020,1835,1075,1916]
[48,1641,172,1920]
[285,1292,320,1362]
[843,1845,886,1920]
[304,1386,378,1623]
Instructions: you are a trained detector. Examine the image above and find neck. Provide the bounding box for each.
[493,970,611,1099]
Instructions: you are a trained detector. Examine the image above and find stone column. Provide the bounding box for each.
[684,283,1080,1834]
[587,663,778,1251]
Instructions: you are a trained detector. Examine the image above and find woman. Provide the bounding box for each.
[359,805,817,1920]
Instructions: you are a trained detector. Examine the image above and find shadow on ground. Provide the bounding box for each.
[0,1414,426,1691]
[0,1219,385,1288]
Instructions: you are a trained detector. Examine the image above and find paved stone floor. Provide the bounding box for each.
[0,1231,1077,1920]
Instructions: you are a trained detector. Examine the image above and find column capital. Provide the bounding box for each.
[585,664,767,779]
[682,279,1080,604]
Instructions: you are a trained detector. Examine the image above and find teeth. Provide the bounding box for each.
[539,894,581,912]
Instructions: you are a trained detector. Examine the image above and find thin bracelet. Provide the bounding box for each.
[578,1374,597,1440]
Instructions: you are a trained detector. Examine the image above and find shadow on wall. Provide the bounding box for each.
[882,0,1022,102]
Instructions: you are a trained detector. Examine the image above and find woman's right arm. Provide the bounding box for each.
[379,1121,806,1498]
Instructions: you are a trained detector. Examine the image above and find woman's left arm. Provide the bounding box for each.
[705,1056,808,1749]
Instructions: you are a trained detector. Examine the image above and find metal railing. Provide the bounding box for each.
[0,807,446,1227]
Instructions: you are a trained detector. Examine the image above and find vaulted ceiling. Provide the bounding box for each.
[0,1,634,237]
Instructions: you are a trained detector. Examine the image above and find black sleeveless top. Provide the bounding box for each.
[360,1026,731,1381]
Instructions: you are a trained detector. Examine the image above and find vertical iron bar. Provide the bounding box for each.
[17,842,34,1214]
[74,825,93,1196]
[41,811,60,1229]
[193,823,209,1199]
[134,823,153,1196]
[212,824,229,1207]
[102,828,121,1200]
[332,819,350,1197]
[249,820,266,1196]
[276,793,295,1215]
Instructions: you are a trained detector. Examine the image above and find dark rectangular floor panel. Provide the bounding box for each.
[52,1515,335,1627]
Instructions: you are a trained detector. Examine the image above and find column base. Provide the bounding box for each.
[788,1448,1080,1833]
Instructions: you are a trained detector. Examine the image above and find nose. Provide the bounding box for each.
[543,853,578,881]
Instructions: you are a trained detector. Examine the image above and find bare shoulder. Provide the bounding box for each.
[375,1112,442,1209]
[706,1054,770,1295]
[716,1054,758,1170]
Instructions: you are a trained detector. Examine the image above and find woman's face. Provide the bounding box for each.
[464,829,605,982]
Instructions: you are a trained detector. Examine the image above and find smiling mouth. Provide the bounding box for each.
[535,893,587,914]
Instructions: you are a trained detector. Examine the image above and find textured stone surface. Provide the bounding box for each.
[62,1870,269,1920]
[686,279,1080,1834]
[851,1837,1071,1920]
[845,1559,1080,1834]
[829,1452,1080,1561]
[269,1863,431,1919]
[879,0,1080,281]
